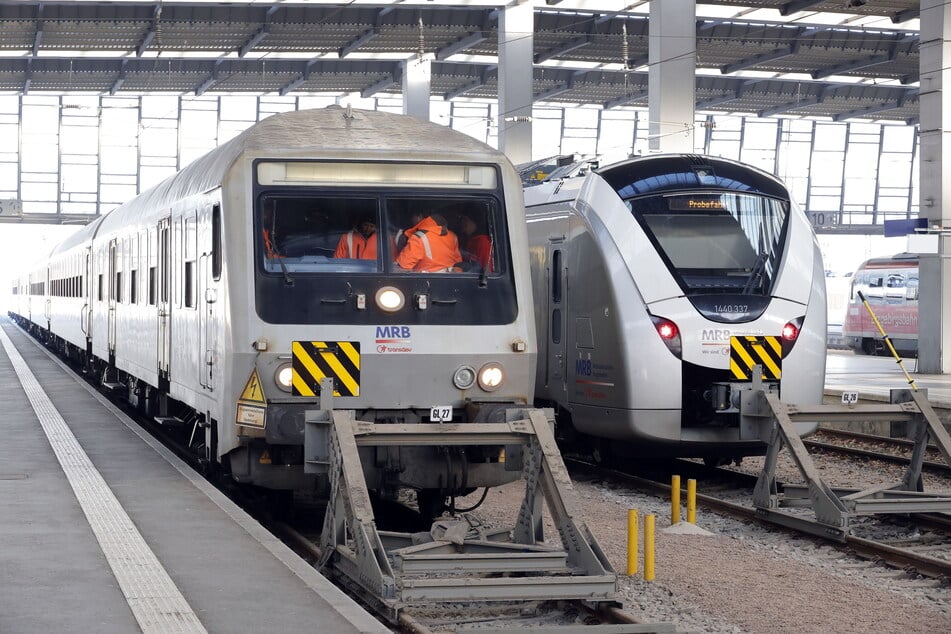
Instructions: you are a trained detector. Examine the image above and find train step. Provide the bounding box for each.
[304,378,618,621]
[101,382,124,391]
[153,416,187,427]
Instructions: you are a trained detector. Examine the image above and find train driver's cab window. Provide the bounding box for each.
[631,193,787,296]
[257,196,380,274]
[256,195,501,276]
[387,199,499,275]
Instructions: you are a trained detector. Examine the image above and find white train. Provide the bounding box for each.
[10,107,537,510]
[523,154,826,463]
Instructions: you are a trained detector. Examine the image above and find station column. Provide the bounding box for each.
[918,0,951,373]
[498,0,533,165]
[402,53,433,122]
[648,0,696,153]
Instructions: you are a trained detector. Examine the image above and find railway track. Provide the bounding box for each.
[805,428,951,476]
[565,456,951,581]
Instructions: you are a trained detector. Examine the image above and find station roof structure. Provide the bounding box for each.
[0,1,923,124]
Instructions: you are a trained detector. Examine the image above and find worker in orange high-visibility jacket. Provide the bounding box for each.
[395,213,463,272]
[334,216,379,260]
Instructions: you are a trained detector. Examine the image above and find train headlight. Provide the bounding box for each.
[375,286,405,312]
[453,365,477,390]
[651,315,682,358]
[781,316,805,356]
[274,362,294,392]
[477,362,504,391]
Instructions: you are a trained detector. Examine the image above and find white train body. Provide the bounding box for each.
[11,108,537,495]
[524,154,825,460]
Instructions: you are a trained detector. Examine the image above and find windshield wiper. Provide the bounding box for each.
[742,253,768,295]
[277,257,294,286]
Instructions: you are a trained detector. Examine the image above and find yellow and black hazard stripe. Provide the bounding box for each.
[291,341,360,397]
[729,336,782,381]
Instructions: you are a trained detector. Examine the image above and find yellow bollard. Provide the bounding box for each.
[671,475,681,525]
[626,509,638,576]
[644,514,656,581]
[687,478,697,524]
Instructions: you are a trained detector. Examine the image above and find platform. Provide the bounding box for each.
[0,318,387,634]
[824,349,951,408]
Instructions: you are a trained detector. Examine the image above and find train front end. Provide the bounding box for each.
[571,155,826,459]
[222,115,536,504]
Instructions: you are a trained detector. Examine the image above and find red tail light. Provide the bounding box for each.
[781,317,805,356]
[782,321,800,341]
[651,316,682,358]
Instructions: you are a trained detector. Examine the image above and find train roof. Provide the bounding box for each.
[95,107,509,236]
[856,252,919,269]
[597,154,789,201]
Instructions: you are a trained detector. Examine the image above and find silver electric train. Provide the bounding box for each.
[10,107,537,509]
[523,154,826,462]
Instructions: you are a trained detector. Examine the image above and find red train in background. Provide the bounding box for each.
[842,253,918,357]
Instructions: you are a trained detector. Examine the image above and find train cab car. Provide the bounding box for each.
[524,154,826,462]
[10,108,538,507]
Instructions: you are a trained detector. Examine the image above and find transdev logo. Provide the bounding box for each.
[375,326,412,353]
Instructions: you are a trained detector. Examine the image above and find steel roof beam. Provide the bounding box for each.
[696,79,765,109]
[534,77,575,102]
[811,53,892,80]
[136,4,163,57]
[110,59,127,96]
[442,65,496,101]
[720,43,800,75]
[603,89,648,111]
[239,8,277,59]
[779,0,824,16]
[535,35,591,65]
[436,31,487,60]
[892,8,919,24]
[759,86,833,118]
[361,72,399,98]
[194,59,224,96]
[32,4,44,56]
[833,101,901,122]
[339,28,378,58]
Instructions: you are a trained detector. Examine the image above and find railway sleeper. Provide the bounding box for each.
[739,366,951,540]
[304,377,620,624]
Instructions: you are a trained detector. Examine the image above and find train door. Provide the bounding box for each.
[107,239,117,359]
[198,203,219,391]
[546,241,567,394]
[157,217,171,379]
[82,247,92,341]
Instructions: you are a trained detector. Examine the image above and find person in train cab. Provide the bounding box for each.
[395,213,463,272]
[334,216,378,260]
[261,200,283,258]
[459,214,493,272]
[394,210,425,253]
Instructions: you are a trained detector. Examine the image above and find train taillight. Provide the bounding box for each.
[781,316,805,356]
[651,315,682,358]
[782,321,800,341]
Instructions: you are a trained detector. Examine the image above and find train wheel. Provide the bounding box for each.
[860,338,877,355]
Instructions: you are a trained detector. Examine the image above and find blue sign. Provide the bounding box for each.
[883,218,927,237]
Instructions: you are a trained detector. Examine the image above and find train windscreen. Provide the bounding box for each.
[630,193,788,296]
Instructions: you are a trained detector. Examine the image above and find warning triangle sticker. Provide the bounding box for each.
[239,369,266,404]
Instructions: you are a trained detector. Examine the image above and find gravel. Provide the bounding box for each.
[459,446,951,633]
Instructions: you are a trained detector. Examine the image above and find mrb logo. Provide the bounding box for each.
[701,329,732,342]
[575,358,592,376]
[375,326,411,340]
